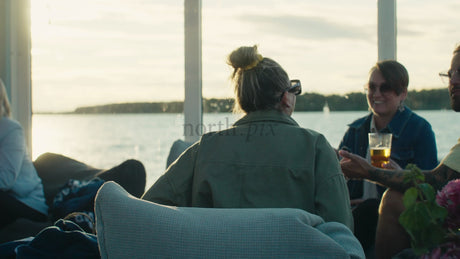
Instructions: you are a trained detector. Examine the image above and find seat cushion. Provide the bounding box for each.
[95,181,364,259]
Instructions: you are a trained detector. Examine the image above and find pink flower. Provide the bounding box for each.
[436,179,460,229]
[421,246,442,259]
[422,241,460,259]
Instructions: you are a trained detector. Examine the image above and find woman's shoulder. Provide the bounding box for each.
[405,108,432,126]
[0,117,22,131]
[346,113,371,128]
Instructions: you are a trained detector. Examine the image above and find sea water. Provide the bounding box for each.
[32,110,458,188]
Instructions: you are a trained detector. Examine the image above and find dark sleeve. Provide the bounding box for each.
[314,135,354,230]
[338,127,353,151]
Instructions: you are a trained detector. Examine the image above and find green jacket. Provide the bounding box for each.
[143,110,353,229]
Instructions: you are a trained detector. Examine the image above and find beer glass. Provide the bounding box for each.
[368,133,392,168]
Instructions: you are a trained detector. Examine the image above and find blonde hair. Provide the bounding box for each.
[227,45,290,113]
[0,78,11,118]
[454,44,460,54]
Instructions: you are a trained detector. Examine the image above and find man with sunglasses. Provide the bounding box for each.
[337,60,438,253]
[340,44,460,258]
[143,45,353,230]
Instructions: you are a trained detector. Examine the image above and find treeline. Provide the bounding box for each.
[297,88,450,111]
[73,88,450,114]
[74,102,184,114]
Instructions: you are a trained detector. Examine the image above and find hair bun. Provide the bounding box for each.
[227,45,262,70]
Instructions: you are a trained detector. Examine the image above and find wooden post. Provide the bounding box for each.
[0,0,33,154]
[378,0,397,61]
[184,0,203,143]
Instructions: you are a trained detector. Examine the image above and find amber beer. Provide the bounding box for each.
[370,147,391,168]
[368,133,392,168]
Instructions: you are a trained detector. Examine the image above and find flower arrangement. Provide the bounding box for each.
[436,179,460,230]
[399,164,460,257]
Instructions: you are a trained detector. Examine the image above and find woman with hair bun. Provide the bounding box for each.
[143,45,353,229]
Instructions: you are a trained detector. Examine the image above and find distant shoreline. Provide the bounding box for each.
[35,88,450,114]
[33,108,453,115]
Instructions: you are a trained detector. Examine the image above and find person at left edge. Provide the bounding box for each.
[0,78,48,229]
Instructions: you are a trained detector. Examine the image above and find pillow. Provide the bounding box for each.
[34,153,102,205]
[95,181,364,259]
[34,153,147,205]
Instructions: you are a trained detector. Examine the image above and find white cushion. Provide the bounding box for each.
[95,181,364,259]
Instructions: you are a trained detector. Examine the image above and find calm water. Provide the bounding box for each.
[32,110,458,188]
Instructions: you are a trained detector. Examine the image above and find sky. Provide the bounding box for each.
[30,0,460,113]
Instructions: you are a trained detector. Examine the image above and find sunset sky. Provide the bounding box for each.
[30,0,460,112]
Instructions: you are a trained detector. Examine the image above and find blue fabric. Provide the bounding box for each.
[50,178,104,233]
[0,238,31,259]
[339,106,438,199]
[0,219,99,259]
[51,178,104,220]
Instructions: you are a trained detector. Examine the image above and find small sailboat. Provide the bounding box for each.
[323,101,330,113]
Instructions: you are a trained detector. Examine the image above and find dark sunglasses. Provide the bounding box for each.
[279,79,302,101]
[288,79,302,95]
[439,68,460,79]
[365,82,394,94]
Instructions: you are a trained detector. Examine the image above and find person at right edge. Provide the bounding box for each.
[339,44,460,259]
[338,60,438,252]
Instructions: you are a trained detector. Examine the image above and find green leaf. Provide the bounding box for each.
[413,203,433,225]
[419,183,436,201]
[412,246,429,256]
[403,187,418,208]
[415,173,425,182]
[399,202,448,255]
[399,206,429,233]
[404,163,425,183]
[398,164,450,256]
[427,226,447,246]
[414,225,447,254]
[425,203,448,222]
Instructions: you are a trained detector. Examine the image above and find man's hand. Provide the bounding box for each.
[339,149,374,180]
[383,159,402,170]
